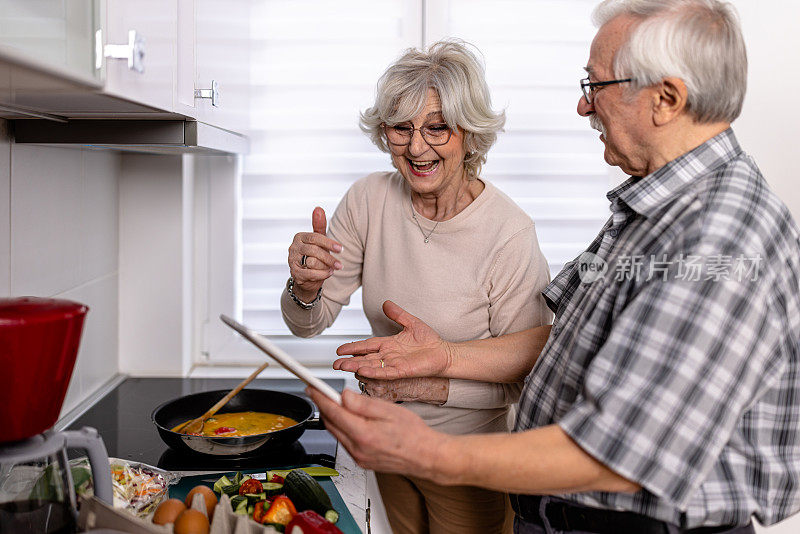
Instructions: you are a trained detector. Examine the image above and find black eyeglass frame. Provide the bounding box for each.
[381,122,453,147]
[580,76,633,104]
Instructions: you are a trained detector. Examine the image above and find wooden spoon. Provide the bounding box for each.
[174,360,270,435]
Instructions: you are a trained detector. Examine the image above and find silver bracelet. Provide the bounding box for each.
[286,277,322,310]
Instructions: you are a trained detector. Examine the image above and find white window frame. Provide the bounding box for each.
[194,0,625,373]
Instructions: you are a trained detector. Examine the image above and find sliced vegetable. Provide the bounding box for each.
[286,510,344,533]
[214,426,237,435]
[244,492,267,505]
[239,478,264,496]
[283,470,339,524]
[233,472,250,486]
[253,500,269,524]
[264,496,297,525]
[230,495,248,510]
[220,484,240,497]
[263,481,284,497]
[213,475,232,494]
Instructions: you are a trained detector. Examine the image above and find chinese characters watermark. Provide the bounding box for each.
[577,253,762,284]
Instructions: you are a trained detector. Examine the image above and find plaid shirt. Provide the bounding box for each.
[515,129,800,528]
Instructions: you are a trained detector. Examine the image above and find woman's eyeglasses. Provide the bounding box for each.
[382,123,452,146]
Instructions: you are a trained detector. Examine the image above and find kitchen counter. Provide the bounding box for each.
[63,376,369,531]
[331,448,367,530]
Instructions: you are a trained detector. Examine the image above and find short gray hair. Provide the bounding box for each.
[593,0,747,123]
[359,39,505,179]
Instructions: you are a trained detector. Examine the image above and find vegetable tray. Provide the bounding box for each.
[169,468,361,534]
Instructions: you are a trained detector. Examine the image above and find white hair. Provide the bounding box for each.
[593,0,747,123]
[359,39,505,179]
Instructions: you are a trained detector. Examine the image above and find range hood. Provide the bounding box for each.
[12,119,248,155]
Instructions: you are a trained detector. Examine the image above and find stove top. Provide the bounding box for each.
[65,377,343,471]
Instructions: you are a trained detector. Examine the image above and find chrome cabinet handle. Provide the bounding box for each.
[99,29,145,73]
[195,80,220,107]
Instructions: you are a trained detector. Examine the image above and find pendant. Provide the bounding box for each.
[424,238,429,243]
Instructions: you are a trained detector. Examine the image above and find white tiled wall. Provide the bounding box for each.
[0,119,121,417]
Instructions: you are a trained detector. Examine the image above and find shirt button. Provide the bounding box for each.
[608,228,619,237]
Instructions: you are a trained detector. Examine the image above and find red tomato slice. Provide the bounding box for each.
[239,478,264,496]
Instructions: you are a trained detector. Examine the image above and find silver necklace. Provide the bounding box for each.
[410,196,439,243]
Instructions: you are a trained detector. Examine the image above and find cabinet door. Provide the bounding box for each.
[0,0,98,82]
[102,0,177,112]
[175,0,249,131]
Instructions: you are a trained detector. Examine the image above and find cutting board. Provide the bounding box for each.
[170,468,361,534]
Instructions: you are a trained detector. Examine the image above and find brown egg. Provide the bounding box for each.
[173,509,210,534]
[184,485,218,521]
[152,498,187,525]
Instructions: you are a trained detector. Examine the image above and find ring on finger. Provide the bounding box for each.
[359,381,369,396]
[380,359,385,368]
[300,254,308,267]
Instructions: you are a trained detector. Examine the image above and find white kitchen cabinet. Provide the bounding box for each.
[0,0,249,143]
[101,0,178,114]
[0,0,99,82]
[175,0,250,133]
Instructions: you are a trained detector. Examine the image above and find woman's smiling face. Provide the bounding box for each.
[389,88,467,195]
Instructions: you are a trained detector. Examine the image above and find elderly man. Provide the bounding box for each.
[309,0,800,532]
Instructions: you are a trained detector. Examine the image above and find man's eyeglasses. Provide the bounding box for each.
[382,123,452,147]
[580,76,633,104]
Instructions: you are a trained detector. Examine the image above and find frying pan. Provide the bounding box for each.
[151,389,323,456]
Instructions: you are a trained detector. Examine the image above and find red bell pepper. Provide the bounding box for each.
[214,426,236,434]
[263,495,297,525]
[286,510,344,534]
[253,500,269,524]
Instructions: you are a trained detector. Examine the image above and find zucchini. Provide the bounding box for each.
[230,495,248,514]
[263,482,284,497]
[283,469,339,523]
[220,484,240,497]
[213,475,232,494]
[244,492,267,504]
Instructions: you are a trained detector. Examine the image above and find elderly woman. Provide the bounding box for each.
[281,40,552,534]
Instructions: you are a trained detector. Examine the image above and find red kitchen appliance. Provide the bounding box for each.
[0,297,88,443]
[0,297,113,533]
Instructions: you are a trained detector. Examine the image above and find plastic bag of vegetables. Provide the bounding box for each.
[72,457,180,518]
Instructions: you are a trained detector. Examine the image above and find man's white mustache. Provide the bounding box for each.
[590,115,607,137]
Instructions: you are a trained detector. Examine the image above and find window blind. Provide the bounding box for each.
[237,0,611,362]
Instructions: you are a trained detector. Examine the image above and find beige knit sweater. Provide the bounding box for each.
[281,171,552,435]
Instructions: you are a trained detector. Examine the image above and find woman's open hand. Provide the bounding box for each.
[288,207,343,302]
[334,301,454,379]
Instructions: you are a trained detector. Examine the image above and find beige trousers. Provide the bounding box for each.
[375,472,513,534]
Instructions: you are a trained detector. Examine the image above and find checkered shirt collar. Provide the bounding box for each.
[607,128,742,217]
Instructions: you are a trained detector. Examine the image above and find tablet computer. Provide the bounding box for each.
[220,314,342,405]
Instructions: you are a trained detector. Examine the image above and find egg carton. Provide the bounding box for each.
[78,495,170,533]
[78,493,280,534]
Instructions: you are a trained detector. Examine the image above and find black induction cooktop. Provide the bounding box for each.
[65,377,343,471]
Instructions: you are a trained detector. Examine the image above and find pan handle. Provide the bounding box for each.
[305,410,327,430]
